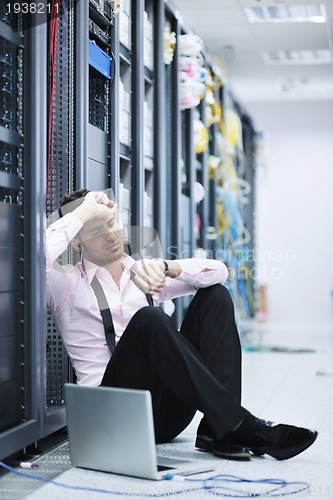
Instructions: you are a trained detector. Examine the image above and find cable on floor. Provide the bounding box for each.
[0,460,310,497]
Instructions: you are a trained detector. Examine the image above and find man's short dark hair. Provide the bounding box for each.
[58,188,90,218]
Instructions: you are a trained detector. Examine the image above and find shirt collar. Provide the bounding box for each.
[82,253,136,284]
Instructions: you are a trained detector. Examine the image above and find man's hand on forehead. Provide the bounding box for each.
[74,191,117,224]
[91,191,115,208]
[86,191,117,211]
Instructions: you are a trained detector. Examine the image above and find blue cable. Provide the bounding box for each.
[184,473,310,497]
[0,461,310,497]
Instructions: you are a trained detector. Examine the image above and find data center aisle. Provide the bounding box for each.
[1,324,332,500]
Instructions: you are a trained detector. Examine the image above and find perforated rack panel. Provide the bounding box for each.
[46,0,75,407]
[89,77,110,132]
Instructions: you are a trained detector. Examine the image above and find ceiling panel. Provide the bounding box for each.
[326,2,333,18]
[269,64,333,78]
[224,52,269,73]
[195,23,254,42]
[176,7,247,25]
[232,79,333,102]
[173,0,333,103]
[251,24,329,47]
[173,0,239,8]
[328,19,333,34]
[205,37,258,53]
[238,0,325,7]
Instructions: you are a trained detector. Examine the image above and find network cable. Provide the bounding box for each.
[0,460,310,497]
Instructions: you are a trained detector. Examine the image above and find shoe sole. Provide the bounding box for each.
[195,436,251,461]
[253,431,318,460]
[213,449,251,461]
[195,435,214,452]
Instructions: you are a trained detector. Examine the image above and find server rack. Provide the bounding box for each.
[0,7,47,459]
[86,0,113,191]
[206,76,224,258]
[117,0,132,239]
[240,111,256,319]
[44,0,77,437]
[161,4,182,324]
[163,6,257,324]
[153,0,167,253]
[0,18,26,451]
[195,93,209,253]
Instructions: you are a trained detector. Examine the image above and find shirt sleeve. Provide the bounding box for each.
[46,212,83,265]
[45,213,83,313]
[157,258,228,302]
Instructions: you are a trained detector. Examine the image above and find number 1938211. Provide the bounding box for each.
[6,3,59,15]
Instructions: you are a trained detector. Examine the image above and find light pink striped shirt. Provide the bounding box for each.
[46,213,228,387]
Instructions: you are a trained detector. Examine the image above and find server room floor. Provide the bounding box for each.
[1,324,332,500]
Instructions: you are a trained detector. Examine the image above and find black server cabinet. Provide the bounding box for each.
[0,27,24,432]
[0,7,47,459]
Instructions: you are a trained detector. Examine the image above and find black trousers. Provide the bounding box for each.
[101,284,250,443]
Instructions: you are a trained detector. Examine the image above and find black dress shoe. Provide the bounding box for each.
[212,432,252,461]
[195,419,251,461]
[195,432,251,460]
[234,417,318,461]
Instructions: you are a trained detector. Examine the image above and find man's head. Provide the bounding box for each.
[60,189,124,266]
[58,188,90,218]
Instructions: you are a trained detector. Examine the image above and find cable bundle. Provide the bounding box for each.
[47,0,59,199]
[178,34,206,110]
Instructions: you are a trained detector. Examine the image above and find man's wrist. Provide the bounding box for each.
[165,261,181,278]
[72,204,91,225]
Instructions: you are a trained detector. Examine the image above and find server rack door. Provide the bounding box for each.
[0,6,46,458]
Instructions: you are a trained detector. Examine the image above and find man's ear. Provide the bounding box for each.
[71,238,82,253]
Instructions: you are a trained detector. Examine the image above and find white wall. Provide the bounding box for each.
[247,101,333,330]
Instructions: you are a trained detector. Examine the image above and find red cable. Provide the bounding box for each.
[47,0,59,199]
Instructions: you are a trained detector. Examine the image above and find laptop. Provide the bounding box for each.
[64,383,214,480]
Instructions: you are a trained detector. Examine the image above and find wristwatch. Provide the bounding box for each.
[163,260,169,277]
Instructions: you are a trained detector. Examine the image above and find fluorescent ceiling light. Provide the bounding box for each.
[263,49,332,65]
[244,4,327,23]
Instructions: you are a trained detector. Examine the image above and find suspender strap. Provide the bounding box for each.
[90,275,154,353]
[145,293,154,306]
[91,276,116,353]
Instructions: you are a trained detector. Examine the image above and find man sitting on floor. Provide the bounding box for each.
[46,189,318,461]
